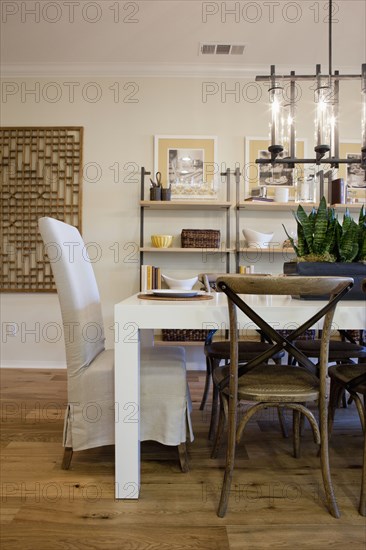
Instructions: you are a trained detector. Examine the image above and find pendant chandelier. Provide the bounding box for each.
[255,0,366,180]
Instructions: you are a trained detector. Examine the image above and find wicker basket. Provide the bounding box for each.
[162,329,211,342]
[181,229,220,248]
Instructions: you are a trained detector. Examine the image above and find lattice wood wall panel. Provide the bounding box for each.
[0,127,83,292]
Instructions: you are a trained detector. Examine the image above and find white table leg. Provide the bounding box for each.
[114,315,140,499]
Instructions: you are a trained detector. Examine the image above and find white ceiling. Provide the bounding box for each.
[1,0,365,76]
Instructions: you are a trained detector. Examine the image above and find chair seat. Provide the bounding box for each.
[204,340,285,361]
[328,364,366,393]
[213,364,319,402]
[295,339,366,360]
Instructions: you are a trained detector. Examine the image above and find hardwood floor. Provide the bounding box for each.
[1,368,365,549]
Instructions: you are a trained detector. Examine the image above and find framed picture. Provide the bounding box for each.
[339,142,365,192]
[154,135,218,199]
[244,137,306,199]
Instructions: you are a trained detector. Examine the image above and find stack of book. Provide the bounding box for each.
[141,265,161,292]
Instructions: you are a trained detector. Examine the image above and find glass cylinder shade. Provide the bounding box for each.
[269,84,285,153]
[283,103,296,158]
[314,81,335,154]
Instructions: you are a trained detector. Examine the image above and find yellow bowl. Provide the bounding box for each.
[151,235,173,248]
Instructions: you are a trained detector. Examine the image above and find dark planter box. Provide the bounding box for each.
[283,261,366,300]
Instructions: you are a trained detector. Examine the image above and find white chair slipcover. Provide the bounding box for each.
[38,217,193,457]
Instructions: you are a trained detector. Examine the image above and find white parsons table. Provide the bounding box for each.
[114,291,366,499]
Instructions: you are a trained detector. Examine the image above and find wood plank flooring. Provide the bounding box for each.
[1,368,365,549]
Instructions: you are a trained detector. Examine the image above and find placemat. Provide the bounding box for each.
[138,293,213,301]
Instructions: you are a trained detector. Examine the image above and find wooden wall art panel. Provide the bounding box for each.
[0,127,83,292]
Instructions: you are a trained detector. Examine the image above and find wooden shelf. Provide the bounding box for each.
[140,247,235,253]
[331,203,366,211]
[140,200,231,210]
[238,201,365,211]
[238,201,316,211]
[153,334,229,347]
[239,246,295,254]
[154,337,206,347]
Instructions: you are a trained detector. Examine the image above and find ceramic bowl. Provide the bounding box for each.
[162,274,198,290]
[242,228,274,248]
[151,235,173,248]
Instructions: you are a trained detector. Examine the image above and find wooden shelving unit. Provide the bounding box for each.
[139,167,234,277]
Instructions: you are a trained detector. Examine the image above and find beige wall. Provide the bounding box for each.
[0,76,363,367]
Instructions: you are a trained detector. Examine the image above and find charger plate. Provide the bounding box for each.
[138,293,213,301]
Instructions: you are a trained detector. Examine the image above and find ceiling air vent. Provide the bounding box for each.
[199,43,246,56]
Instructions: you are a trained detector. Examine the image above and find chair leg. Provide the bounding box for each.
[208,359,220,441]
[199,357,212,411]
[319,406,340,518]
[277,407,289,438]
[293,409,301,458]
[359,431,366,516]
[217,396,236,518]
[208,383,219,441]
[61,447,73,470]
[328,381,343,437]
[211,395,227,459]
[178,443,189,473]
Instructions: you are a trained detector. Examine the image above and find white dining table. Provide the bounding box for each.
[114,291,366,499]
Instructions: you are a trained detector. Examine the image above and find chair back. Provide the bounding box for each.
[38,217,105,377]
[216,275,353,390]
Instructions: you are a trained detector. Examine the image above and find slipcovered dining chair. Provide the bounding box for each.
[38,217,193,471]
[211,274,353,518]
[198,273,285,439]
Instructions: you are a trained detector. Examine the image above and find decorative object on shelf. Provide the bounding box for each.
[151,234,173,248]
[283,197,366,299]
[329,178,346,205]
[0,126,83,292]
[239,265,255,274]
[242,228,274,249]
[162,274,198,290]
[149,171,162,200]
[254,0,366,200]
[244,137,306,200]
[295,173,317,203]
[154,135,218,199]
[274,187,289,203]
[161,186,172,201]
[162,329,211,342]
[181,229,220,248]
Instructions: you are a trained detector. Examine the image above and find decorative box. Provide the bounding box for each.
[181,229,220,248]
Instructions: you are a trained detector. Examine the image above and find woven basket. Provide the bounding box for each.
[181,229,220,248]
[162,329,211,342]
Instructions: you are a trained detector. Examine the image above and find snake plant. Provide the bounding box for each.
[283,197,366,263]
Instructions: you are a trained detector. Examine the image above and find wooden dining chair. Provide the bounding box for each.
[39,217,193,471]
[211,274,353,518]
[289,332,366,367]
[327,279,366,516]
[198,273,285,440]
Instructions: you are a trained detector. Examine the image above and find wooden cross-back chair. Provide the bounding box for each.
[327,278,366,516]
[198,273,285,440]
[212,274,353,518]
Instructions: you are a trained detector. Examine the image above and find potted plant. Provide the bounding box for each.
[283,197,366,299]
